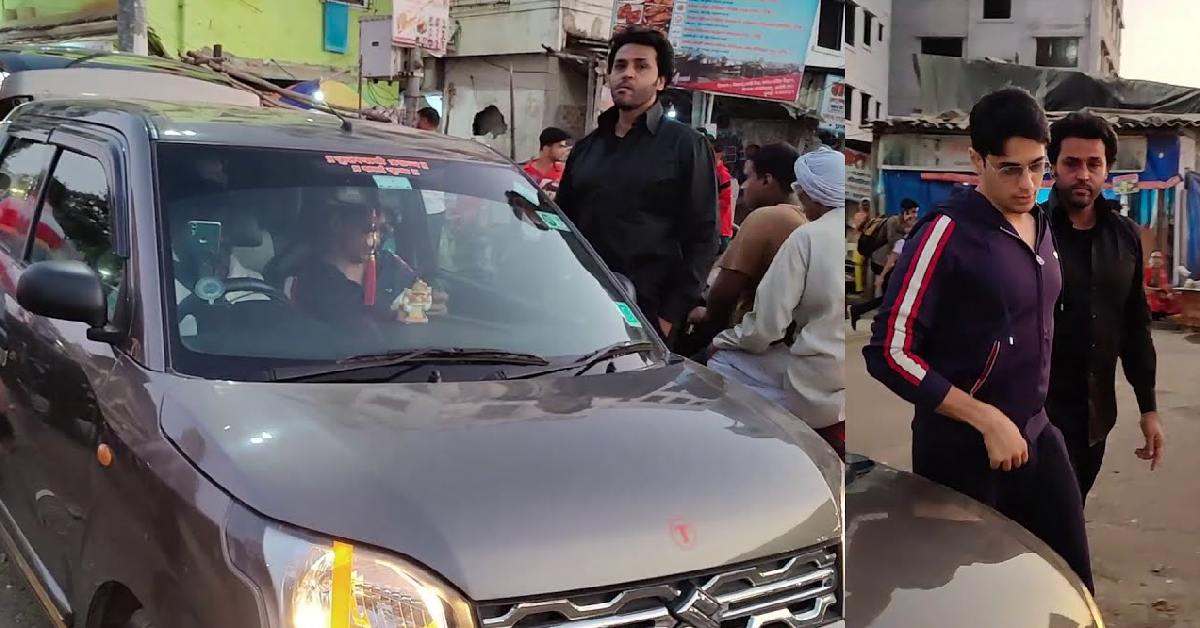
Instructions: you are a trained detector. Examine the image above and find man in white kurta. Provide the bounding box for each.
[708,145,846,449]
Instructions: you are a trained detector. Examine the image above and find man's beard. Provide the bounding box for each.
[1059,183,1100,209]
[615,89,656,111]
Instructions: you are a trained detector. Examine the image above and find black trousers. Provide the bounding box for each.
[1048,399,1108,504]
[850,264,890,319]
[913,417,1094,593]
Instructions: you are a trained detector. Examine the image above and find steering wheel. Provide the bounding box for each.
[177,276,292,322]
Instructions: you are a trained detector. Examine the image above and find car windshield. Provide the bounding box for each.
[156,143,653,381]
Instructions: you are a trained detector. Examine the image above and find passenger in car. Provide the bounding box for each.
[290,203,443,327]
[170,196,269,337]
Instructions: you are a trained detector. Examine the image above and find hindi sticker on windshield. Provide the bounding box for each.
[324,154,429,176]
[536,211,570,232]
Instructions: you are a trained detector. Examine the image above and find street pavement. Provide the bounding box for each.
[848,321,1200,628]
[0,551,50,627]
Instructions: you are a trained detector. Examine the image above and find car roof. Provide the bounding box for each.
[0,68,262,108]
[12,99,512,166]
[0,46,234,84]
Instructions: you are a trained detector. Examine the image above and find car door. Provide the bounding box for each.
[0,133,127,623]
[0,130,71,614]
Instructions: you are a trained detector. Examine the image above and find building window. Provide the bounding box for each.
[844,2,856,46]
[844,85,855,124]
[817,0,845,51]
[876,101,882,119]
[878,23,884,43]
[921,37,965,57]
[983,0,1012,19]
[863,11,873,47]
[1036,37,1080,67]
[860,93,872,124]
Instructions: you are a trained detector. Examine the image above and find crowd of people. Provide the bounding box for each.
[389,26,846,457]
[381,32,1179,578]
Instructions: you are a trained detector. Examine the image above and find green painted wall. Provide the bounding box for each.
[149,0,393,70]
[0,0,115,25]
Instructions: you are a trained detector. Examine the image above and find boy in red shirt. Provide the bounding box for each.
[703,134,735,251]
[523,127,572,200]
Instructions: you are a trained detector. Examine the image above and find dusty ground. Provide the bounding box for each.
[0,551,51,627]
[847,323,1200,627]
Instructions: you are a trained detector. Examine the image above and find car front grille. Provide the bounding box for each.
[477,545,841,628]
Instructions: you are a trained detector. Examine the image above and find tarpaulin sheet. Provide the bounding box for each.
[879,170,963,217]
[1144,134,1181,182]
[1187,172,1200,271]
[917,56,1200,115]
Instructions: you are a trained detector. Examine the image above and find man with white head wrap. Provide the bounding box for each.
[681,143,805,354]
[707,145,847,457]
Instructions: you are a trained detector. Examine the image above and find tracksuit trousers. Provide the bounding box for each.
[912,414,1095,593]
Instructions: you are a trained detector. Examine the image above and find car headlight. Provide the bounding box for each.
[227,505,475,628]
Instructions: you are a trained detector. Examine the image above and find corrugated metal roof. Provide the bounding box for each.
[874,109,1200,133]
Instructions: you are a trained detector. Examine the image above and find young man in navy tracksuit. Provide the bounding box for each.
[863,88,1093,592]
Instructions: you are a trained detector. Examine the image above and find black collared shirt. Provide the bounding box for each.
[1046,192,1157,445]
[555,100,718,323]
[1054,224,1094,393]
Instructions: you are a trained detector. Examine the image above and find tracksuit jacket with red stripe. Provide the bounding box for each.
[863,189,1063,438]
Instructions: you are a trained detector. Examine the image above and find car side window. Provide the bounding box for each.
[30,150,124,319]
[0,139,56,257]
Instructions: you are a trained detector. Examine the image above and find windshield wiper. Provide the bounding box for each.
[270,348,550,383]
[506,340,659,380]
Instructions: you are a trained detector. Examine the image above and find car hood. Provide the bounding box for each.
[845,461,1101,628]
[157,362,841,601]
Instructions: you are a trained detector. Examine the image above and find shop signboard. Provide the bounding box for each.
[1113,173,1139,194]
[844,148,873,201]
[393,0,451,56]
[819,75,845,133]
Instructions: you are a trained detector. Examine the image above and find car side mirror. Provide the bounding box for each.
[612,272,637,302]
[17,260,108,328]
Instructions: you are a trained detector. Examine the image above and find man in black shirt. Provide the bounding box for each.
[555,26,718,343]
[1045,111,1163,503]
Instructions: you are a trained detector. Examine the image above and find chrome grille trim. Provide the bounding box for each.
[478,546,841,628]
[481,585,682,628]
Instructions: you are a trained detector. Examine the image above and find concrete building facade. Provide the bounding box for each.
[440,0,612,163]
[844,0,891,145]
[889,0,1124,115]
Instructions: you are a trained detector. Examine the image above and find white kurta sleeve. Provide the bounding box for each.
[713,227,805,354]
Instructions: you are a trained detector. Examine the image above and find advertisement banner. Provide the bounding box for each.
[393,0,451,56]
[611,0,818,103]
